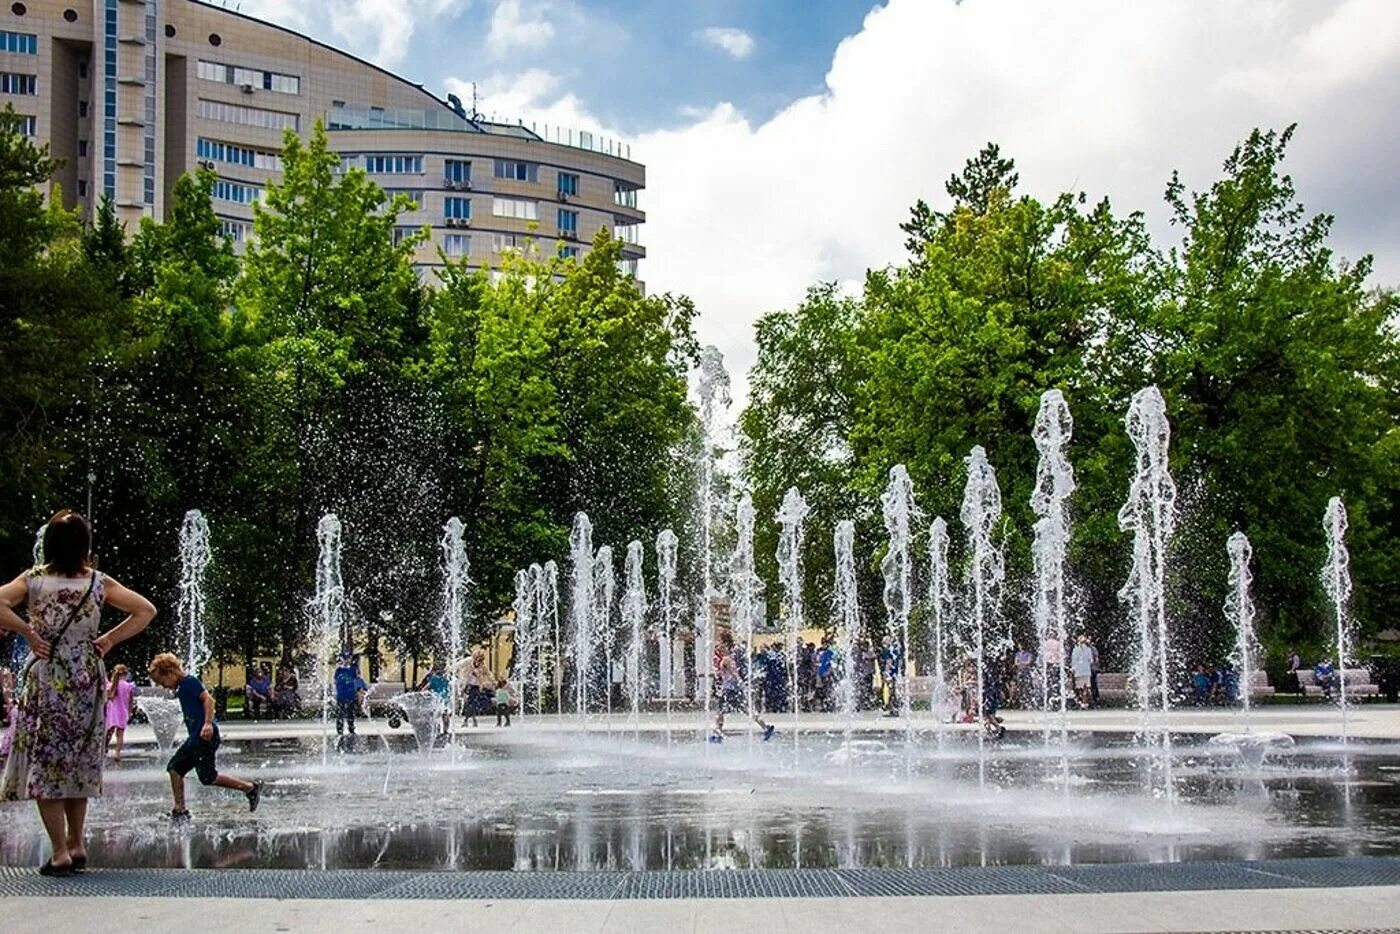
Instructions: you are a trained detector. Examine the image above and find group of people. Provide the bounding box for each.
[409,649,515,738]
[0,510,264,878]
[1007,633,1102,710]
[241,662,302,720]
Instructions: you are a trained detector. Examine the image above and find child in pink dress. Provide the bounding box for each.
[104,664,136,763]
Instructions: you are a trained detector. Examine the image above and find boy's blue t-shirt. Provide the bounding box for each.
[176,674,217,743]
[426,672,450,699]
[334,665,366,703]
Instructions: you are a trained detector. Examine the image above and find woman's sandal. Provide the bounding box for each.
[38,860,74,877]
[70,854,87,872]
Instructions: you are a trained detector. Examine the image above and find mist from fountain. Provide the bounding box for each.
[833,519,860,754]
[1031,390,1075,782]
[1322,496,1353,744]
[439,517,468,735]
[539,560,560,715]
[311,513,346,762]
[594,544,616,727]
[176,509,213,681]
[1118,386,1178,799]
[569,513,595,720]
[961,446,1005,788]
[696,346,731,713]
[928,517,954,735]
[528,563,546,714]
[881,465,917,741]
[656,529,679,741]
[512,569,536,722]
[622,540,648,737]
[776,487,811,762]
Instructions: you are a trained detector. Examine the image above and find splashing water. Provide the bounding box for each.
[1030,389,1076,767]
[1225,532,1257,727]
[569,513,595,719]
[1118,386,1177,798]
[732,495,764,745]
[776,487,811,759]
[539,560,560,715]
[439,517,469,727]
[312,513,346,761]
[31,523,45,567]
[176,509,213,681]
[656,529,679,738]
[528,563,547,714]
[621,541,648,735]
[695,346,731,708]
[1322,497,1353,743]
[512,569,535,720]
[833,520,860,749]
[593,545,616,727]
[881,465,917,736]
[928,518,954,725]
[961,446,1004,788]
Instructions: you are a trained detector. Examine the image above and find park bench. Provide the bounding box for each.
[1295,668,1379,700]
[1245,669,1275,698]
[1096,672,1132,703]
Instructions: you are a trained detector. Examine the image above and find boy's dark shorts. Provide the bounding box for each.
[168,736,220,785]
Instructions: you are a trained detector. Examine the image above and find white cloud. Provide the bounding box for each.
[451,0,1400,410]
[487,0,557,59]
[696,27,755,60]
[238,0,468,68]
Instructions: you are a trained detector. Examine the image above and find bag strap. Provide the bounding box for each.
[21,571,97,677]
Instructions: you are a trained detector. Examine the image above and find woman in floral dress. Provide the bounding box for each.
[0,511,156,876]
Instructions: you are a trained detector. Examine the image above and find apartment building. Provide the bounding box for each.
[1,0,646,277]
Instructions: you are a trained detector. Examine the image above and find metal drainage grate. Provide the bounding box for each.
[0,857,1398,901]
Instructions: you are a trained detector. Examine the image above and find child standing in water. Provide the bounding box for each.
[416,660,452,738]
[494,678,512,727]
[147,653,262,821]
[104,664,136,762]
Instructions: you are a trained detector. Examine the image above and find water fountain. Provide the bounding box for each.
[539,560,560,715]
[439,517,469,729]
[776,486,810,758]
[1322,496,1353,743]
[31,523,44,566]
[512,569,536,721]
[960,446,1004,787]
[1030,391,1074,768]
[621,540,648,736]
[569,513,595,719]
[1118,386,1177,798]
[732,496,763,743]
[135,695,183,753]
[833,519,860,753]
[593,544,616,725]
[880,465,917,739]
[176,509,212,680]
[655,529,679,739]
[392,691,445,753]
[927,518,954,725]
[308,513,348,763]
[695,346,731,711]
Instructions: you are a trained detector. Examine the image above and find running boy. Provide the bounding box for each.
[333,650,367,739]
[148,652,262,821]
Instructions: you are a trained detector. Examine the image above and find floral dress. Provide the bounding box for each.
[0,569,107,800]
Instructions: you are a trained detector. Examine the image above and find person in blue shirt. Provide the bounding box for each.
[880,636,902,717]
[333,650,367,739]
[148,652,262,822]
[1314,658,1337,699]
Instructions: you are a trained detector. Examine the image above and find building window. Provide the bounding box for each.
[197,99,299,132]
[384,189,423,209]
[557,172,579,197]
[393,225,420,246]
[219,218,251,243]
[441,233,470,257]
[444,196,471,220]
[197,60,300,94]
[444,159,470,185]
[213,179,261,205]
[613,183,637,208]
[493,160,537,182]
[558,209,578,236]
[493,233,522,253]
[558,245,579,260]
[492,197,537,220]
[614,223,639,245]
[77,179,87,196]
[364,154,422,174]
[0,31,37,54]
[78,139,87,156]
[1,73,37,95]
[78,100,88,117]
[197,137,280,170]
[17,114,34,136]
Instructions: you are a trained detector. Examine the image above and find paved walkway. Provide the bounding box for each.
[4,885,1398,933]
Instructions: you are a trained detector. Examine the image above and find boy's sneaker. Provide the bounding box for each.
[762,724,776,742]
[247,781,263,813]
[170,809,191,824]
[707,732,723,744]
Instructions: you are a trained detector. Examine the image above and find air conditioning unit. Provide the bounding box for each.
[443,179,457,189]
[558,191,569,202]
[198,159,216,170]
[240,83,255,94]
[461,179,472,190]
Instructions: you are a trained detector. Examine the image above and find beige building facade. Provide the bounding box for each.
[2,0,646,276]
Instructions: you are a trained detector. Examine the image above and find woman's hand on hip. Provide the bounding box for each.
[92,633,115,657]
[25,628,51,659]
